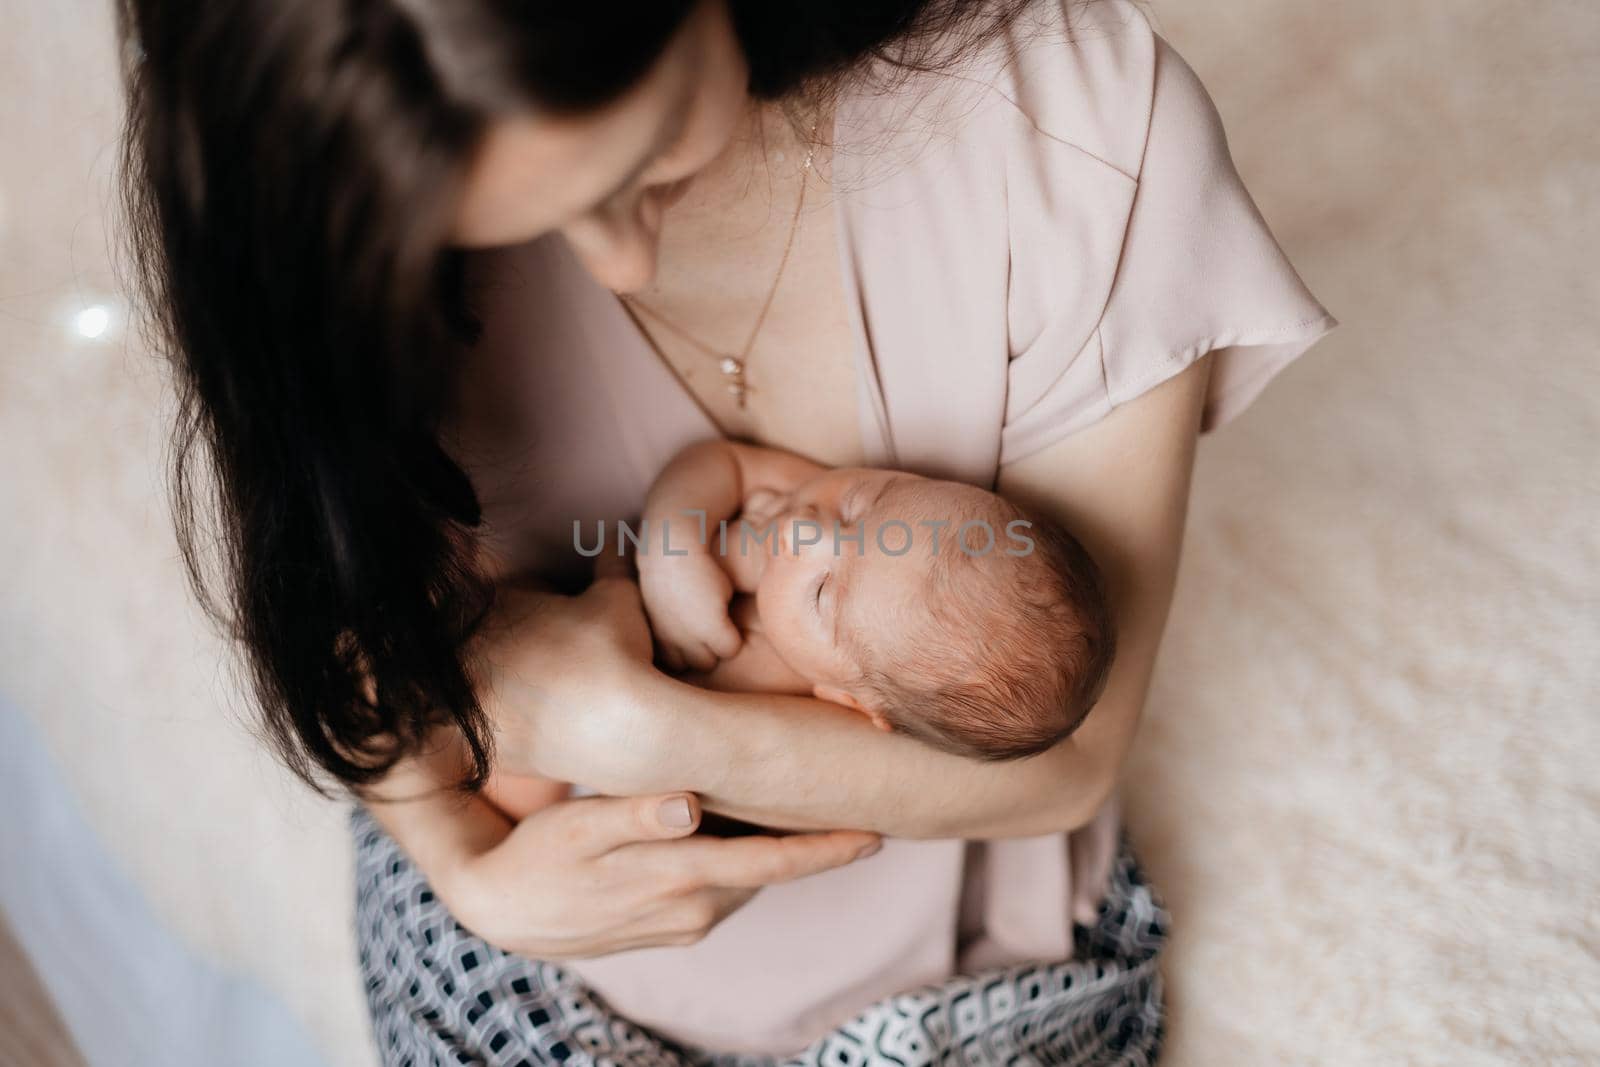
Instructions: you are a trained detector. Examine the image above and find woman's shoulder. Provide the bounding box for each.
[965,0,1166,179]
[835,1,1335,475]
[839,0,1167,186]
[834,1,1194,301]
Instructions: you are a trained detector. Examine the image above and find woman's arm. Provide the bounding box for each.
[363,730,881,959]
[492,356,1212,840]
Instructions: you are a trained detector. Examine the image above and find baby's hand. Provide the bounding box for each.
[638,549,742,673]
[740,487,789,529]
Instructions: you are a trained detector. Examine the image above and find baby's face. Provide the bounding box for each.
[752,468,1003,697]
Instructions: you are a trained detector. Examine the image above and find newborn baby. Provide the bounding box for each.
[481,441,1118,822]
[633,441,1117,761]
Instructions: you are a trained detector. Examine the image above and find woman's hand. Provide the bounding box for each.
[474,571,665,790]
[419,790,882,959]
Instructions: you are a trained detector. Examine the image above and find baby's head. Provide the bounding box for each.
[752,469,1116,761]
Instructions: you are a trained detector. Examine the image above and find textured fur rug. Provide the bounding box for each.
[1,1,1595,1064]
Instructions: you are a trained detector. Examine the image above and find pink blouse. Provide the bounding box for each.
[452,0,1335,1054]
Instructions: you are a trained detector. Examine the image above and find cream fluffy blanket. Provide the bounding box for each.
[0,0,1595,1063]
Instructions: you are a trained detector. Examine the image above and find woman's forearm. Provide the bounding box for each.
[628,674,1122,840]
[637,578,1168,840]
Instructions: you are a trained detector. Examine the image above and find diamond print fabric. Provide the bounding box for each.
[352,807,1167,1066]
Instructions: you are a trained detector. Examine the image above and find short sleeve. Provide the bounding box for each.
[999,27,1336,466]
[1099,35,1337,433]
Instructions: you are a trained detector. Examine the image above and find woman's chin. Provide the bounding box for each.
[658,176,695,210]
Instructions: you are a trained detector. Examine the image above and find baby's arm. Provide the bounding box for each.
[644,440,826,543]
[639,441,825,671]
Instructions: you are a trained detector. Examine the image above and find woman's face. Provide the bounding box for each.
[452,0,751,293]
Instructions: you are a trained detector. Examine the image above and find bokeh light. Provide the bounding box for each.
[73,304,112,340]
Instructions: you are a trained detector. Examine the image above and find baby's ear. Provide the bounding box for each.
[812,684,894,733]
[811,682,863,710]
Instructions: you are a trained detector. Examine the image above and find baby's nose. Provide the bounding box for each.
[779,507,827,556]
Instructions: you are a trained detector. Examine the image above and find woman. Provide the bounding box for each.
[121,0,1334,1062]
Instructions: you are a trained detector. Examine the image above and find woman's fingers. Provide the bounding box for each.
[547,792,880,886]
[549,792,705,857]
[440,792,882,961]
[624,827,883,891]
[591,550,634,582]
[585,568,645,612]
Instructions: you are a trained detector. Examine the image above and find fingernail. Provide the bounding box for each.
[856,839,883,860]
[658,796,693,828]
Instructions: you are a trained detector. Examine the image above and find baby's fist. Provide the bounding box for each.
[638,553,742,673]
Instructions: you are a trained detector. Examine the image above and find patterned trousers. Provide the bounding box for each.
[352,807,1168,1066]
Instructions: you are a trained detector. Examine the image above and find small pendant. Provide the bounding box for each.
[719,355,749,408]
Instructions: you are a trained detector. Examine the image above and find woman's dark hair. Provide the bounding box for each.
[118,0,1037,794]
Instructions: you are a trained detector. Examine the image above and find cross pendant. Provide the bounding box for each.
[719,355,750,409]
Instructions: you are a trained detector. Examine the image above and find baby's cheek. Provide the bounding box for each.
[752,571,791,635]
[755,584,820,675]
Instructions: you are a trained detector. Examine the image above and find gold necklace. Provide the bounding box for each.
[619,120,821,410]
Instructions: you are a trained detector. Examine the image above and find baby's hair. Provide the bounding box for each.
[853,498,1117,761]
